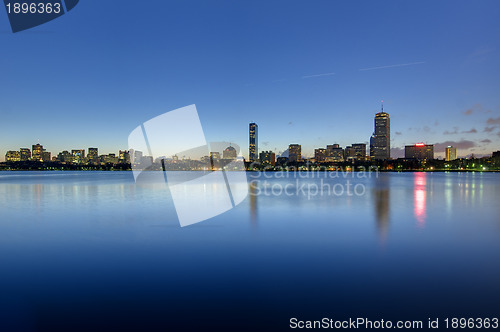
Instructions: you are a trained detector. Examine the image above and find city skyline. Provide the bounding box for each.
[4,111,500,164]
[1,1,500,160]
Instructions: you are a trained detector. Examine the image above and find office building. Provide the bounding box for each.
[405,143,434,160]
[352,143,367,160]
[5,151,21,162]
[32,144,44,162]
[370,104,390,160]
[259,151,276,166]
[20,148,31,161]
[88,148,99,163]
[210,152,220,161]
[42,151,51,162]
[58,151,73,163]
[132,150,143,165]
[101,154,118,164]
[445,146,457,161]
[119,150,130,163]
[326,144,344,162]
[72,149,85,164]
[314,148,326,163]
[344,146,355,160]
[288,144,301,162]
[249,123,258,163]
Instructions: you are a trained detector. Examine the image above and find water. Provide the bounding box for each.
[0,171,499,331]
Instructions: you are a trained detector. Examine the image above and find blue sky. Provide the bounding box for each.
[1,0,499,160]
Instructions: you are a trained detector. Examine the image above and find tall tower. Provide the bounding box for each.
[370,101,391,160]
[445,146,457,161]
[249,122,258,163]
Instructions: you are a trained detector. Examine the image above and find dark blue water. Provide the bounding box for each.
[0,171,499,331]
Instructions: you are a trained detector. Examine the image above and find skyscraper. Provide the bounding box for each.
[288,144,301,162]
[32,144,44,162]
[445,146,457,161]
[370,103,390,160]
[249,123,258,163]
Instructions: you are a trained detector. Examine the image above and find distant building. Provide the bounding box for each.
[276,157,289,166]
[259,151,276,166]
[405,143,434,160]
[288,144,301,162]
[72,149,85,164]
[223,146,237,159]
[88,148,99,164]
[352,143,367,160]
[314,148,326,163]
[32,144,44,162]
[20,148,31,161]
[445,146,457,161]
[326,144,344,162]
[132,150,143,165]
[344,146,355,160]
[101,154,118,164]
[118,150,130,163]
[5,151,21,162]
[493,151,500,165]
[249,123,258,163]
[42,151,51,162]
[210,152,220,161]
[370,104,390,160]
[58,151,73,163]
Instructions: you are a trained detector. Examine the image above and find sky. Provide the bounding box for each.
[1,0,500,160]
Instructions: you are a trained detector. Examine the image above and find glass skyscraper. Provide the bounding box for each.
[249,123,258,163]
[370,104,390,160]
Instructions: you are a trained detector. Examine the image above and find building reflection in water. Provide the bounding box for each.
[414,172,427,228]
[249,181,258,225]
[372,175,390,242]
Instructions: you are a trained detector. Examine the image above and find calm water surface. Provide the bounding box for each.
[0,171,499,331]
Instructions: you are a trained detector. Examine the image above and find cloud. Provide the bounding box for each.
[481,139,492,143]
[443,127,459,135]
[463,104,492,116]
[359,61,426,71]
[390,147,404,159]
[434,140,477,152]
[463,103,482,115]
[487,117,500,125]
[484,126,496,132]
[302,72,335,79]
[461,128,477,134]
[261,141,269,147]
[395,131,402,135]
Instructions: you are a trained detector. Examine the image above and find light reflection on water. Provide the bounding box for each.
[0,171,500,331]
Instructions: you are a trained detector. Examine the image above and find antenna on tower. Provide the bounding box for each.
[381,100,384,112]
